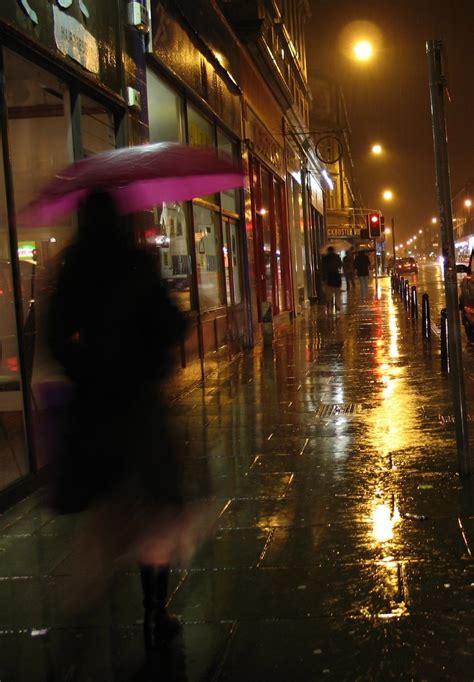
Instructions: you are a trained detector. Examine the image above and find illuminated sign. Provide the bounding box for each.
[18,0,90,25]
[18,241,37,261]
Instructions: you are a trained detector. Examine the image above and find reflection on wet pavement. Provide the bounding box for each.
[3,274,474,679]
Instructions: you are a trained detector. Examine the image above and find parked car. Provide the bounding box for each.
[395,257,418,275]
[457,250,474,341]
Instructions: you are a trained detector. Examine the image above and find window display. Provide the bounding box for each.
[193,204,223,310]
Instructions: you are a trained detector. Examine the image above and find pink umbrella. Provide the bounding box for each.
[19,142,245,226]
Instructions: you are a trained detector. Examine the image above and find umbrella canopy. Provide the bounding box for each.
[19,142,245,226]
[320,239,353,254]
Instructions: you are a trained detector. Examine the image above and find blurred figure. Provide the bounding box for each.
[354,249,371,298]
[342,248,356,293]
[47,191,199,649]
[321,245,343,313]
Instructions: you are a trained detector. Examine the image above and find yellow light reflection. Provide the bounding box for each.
[372,502,401,543]
[365,293,418,456]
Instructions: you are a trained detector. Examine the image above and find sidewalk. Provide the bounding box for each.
[2,279,474,681]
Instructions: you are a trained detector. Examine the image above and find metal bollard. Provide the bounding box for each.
[440,308,449,372]
[411,286,418,319]
[422,293,431,338]
[404,279,410,310]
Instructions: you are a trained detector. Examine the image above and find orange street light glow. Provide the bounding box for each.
[353,40,373,61]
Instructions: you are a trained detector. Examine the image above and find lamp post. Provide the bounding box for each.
[381,190,396,264]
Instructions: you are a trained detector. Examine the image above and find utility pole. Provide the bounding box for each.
[391,217,396,262]
[427,39,470,476]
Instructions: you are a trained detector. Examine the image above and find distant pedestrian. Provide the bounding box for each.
[321,246,343,312]
[342,248,356,292]
[354,250,371,298]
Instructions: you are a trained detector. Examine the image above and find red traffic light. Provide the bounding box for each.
[367,212,381,238]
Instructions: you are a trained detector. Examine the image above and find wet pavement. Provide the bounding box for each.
[3,275,474,680]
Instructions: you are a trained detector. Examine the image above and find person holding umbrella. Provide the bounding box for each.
[48,190,192,648]
[21,143,245,651]
[321,245,343,313]
[354,249,372,298]
[342,248,356,293]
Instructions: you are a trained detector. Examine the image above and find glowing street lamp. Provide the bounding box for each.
[465,199,472,208]
[383,189,394,201]
[353,40,373,61]
[371,144,383,155]
[431,217,437,224]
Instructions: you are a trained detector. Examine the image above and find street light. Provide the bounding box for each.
[371,143,383,155]
[465,199,472,208]
[353,40,374,61]
[383,189,394,201]
[431,217,438,224]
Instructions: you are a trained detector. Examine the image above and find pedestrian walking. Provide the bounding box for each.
[47,190,209,650]
[321,246,343,312]
[354,249,372,298]
[342,248,356,292]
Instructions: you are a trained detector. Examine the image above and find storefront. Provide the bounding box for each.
[0,1,125,500]
[244,106,292,332]
[146,2,249,379]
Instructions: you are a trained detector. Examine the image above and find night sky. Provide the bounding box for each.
[306,0,474,244]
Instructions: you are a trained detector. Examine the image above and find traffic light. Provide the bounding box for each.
[367,212,381,238]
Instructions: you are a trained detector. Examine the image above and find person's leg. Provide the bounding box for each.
[345,275,350,292]
[140,564,181,649]
[335,286,342,311]
[325,284,333,312]
[365,276,370,296]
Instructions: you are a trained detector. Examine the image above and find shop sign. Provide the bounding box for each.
[246,107,284,178]
[327,226,356,237]
[18,0,90,25]
[309,174,324,213]
[53,5,98,73]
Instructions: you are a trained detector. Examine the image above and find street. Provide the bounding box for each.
[3,277,474,680]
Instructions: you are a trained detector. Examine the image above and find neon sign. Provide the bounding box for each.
[19,0,90,25]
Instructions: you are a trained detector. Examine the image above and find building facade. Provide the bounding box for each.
[0,0,328,506]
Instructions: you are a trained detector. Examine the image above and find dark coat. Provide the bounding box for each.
[47,240,187,513]
[354,252,371,277]
[321,252,343,287]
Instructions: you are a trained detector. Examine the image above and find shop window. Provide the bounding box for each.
[81,95,116,156]
[221,223,232,307]
[3,49,77,477]
[0,132,29,490]
[146,70,191,309]
[273,178,285,313]
[187,106,218,206]
[193,204,223,310]
[261,168,273,304]
[151,202,192,311]
[147,70,184,143]
[222,218,242,306]
[187,105,214,148]
[217,130,239,214]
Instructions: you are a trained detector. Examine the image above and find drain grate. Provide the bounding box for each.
[315,403,361,417]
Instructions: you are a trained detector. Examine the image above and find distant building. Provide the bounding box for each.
[309,79,365,247]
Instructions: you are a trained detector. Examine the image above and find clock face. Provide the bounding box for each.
[316,136,344,164]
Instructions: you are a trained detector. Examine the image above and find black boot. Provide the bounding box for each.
[140,564,181,650]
